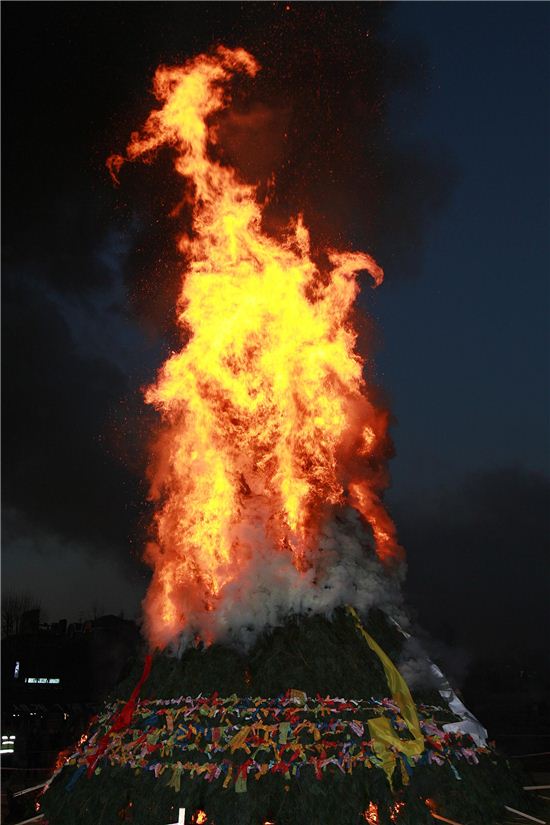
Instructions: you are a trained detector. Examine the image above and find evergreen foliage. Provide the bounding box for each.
[41,608,539,825]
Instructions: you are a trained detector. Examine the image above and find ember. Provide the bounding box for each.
[390,801,405,821]
[364,802,379,823]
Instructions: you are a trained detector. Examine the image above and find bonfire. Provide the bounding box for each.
[39,47,543,825]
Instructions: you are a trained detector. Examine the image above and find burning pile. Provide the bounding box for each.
[39,47,541,825]
[40,607,535,825]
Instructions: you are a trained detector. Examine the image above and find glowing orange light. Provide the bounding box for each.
[54,746,72,771]
[364,802,379,824]
[390,801,405,821]
[196,812,207,825]
[109,46,403,648]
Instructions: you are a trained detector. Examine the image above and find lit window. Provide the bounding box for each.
[0,735,16,755]
[24,676,61,685]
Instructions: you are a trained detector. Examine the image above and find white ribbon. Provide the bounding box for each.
[389,617,488,747]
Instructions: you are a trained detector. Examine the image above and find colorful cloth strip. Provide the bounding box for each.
[49,693,487,795]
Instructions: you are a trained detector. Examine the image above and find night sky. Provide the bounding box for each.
[3,3,549,673]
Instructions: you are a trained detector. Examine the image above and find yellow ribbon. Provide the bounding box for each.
[223,764,233,789]
[346,606,424,786]
[288,688,307,706]
[228,725,251,753]
[167,763,183,793]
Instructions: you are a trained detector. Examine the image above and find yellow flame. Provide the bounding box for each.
[109,46,402,648]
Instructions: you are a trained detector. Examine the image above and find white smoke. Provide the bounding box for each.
[396,637,443,690]
[169,506,408,656]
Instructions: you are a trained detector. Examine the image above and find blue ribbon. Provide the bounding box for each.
[66,764,86,791]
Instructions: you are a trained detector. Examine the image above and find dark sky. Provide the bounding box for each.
[2,3,549,668]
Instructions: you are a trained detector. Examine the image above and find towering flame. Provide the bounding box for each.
[109,46,403,649]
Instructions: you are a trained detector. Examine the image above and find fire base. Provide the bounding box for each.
[40,609,537,825]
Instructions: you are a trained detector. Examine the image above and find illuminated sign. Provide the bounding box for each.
[24,677,61,685]
[1,735,16,755]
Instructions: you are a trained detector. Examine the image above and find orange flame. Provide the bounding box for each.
[54,746,72,772]
[365,801,405,823]
[390,801,406,821]
[364,802,379,823]
[109,46,403,648]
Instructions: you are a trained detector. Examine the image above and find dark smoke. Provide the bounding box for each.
[397,467,550,663]
[2,3,455,600]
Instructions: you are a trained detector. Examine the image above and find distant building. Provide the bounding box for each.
[1,614,142,779]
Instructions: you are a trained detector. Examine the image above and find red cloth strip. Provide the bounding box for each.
[86,654,152,777]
